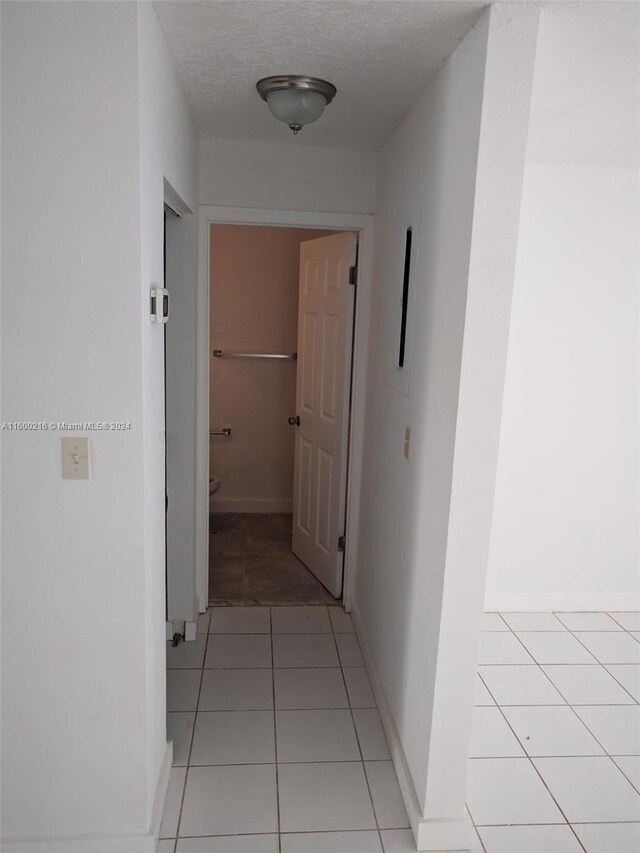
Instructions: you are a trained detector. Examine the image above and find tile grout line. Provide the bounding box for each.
[470,819,640,826]
[462,798,481,841]
[472,824,488,853]
[167,605,397,850]
[480,703,587,850]
[488,613,640,852]
[500,620,635,740]
[269,607,283,853]
[330,610,387,852]
[168,608,638,849]
[605,611,640,638]
[544,623,640,779]
[590,667,640,704]
[608,760,640,797]
[508,621,622,843]
[560,620,640,705]
[171,608,212,853]
[557,620,640,796]
[184,757,394,765]
[484,619,590,851]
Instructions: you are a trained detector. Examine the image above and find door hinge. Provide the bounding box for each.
[150,287,170,323]
[337,535,346,553]
[349,265,358,286]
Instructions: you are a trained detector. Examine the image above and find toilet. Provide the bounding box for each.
[209,475,221,497]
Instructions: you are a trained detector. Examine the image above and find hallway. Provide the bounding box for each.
[162,605,411,852]
[162,607,640,852]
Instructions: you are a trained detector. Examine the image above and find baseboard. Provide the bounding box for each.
[351,606,474,852]
[210,498,293,513]
[1,832,158,853]
[149,742,174,848]
[484,593,640,612]
[2,744,173,853]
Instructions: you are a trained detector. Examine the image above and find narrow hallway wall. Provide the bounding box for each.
[1,1,147,842]
[353,5,540,848]
[1,1,197,847]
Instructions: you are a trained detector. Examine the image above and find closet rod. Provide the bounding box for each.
[212,349,297,361]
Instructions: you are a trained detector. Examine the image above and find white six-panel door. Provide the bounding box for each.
[292,232,357,597]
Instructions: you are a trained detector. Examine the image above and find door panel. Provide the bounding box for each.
[292,232,357,597]
[301,312,318,412]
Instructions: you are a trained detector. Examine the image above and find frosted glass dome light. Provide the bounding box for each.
[256,76,337,135]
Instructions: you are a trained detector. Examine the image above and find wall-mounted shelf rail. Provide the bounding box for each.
[212,349,297,361]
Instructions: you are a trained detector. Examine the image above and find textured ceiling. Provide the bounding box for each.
[527,2,640,168]
[153,0,485,150]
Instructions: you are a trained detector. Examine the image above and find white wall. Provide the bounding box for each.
[1,1,146,842]
[485,1,640,613]
[486,161,639,611]
[353,5,539,849]
[199,136,376,213]
[1,2,196,848]
[137,0,198,819]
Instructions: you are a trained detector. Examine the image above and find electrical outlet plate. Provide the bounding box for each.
[403,426,411,459]
[61,436,91,479]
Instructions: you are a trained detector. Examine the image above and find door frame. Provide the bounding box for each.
[196,206,374,612]
[164,182,198,629]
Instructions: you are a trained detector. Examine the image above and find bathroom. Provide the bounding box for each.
[208,223,356,606]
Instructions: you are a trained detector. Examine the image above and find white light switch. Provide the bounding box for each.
[403,426,411,460]
[61,437,91,479]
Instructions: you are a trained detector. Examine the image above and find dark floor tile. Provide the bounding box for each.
[243,554,325,603]
[208,514,338,606]
[210,553,245,576]
[243,515,292,555]
[245,533,292,557]
[243,513,292,533]
[210,513,248,534]
[243,580,324,603]
[210,529,253,556]
[209,554,245,601]
[209,584,244,602]
[244,552,313,582]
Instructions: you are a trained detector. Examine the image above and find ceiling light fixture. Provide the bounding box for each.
[256,75,337,135]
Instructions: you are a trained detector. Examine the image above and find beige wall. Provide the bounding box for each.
[209,225,332,513]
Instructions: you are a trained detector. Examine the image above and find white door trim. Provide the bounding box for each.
[196,206,374,610]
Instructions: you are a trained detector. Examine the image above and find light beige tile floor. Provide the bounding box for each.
[162,605,408,853]
[471,611,640,853]
[162,608,640,852]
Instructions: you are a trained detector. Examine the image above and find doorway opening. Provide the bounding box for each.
[208,224,358,607]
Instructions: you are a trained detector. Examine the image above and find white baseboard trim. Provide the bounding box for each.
[351,606,474,852]
[2,745,173,853]
[210,498,293,514]
[149,742,173,847]
[484,593,640,612]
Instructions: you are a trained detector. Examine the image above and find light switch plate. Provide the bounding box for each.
[61,437,91,479]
